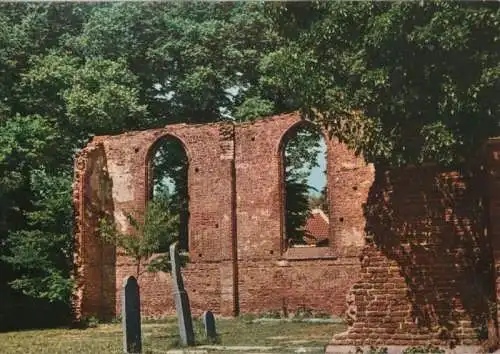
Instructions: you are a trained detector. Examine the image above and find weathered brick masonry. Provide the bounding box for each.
[326,141,500,349]
[329,165,496,348]
[73,113,372,320]
[74,113,500,348]
[73,142,115,319]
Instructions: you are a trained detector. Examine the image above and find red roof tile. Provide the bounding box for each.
[303,209,329,245]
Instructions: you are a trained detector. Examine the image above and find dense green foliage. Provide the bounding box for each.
[264,1,500,166]
[0,1,498,329]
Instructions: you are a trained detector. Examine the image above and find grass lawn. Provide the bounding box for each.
[0,317,346,353]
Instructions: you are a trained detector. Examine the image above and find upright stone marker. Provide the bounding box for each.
[122,276,142,353]
[170,242,195,346]
[202,311,217,340]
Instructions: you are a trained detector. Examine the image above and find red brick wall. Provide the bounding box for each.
[91,123,237,317]
[115,256,226,317]
[331,165,495,347]
[237,258,360,315]
[74,116,500,347]
[73,142,115,320]
[234,115,372,314]
[95,123,235,262]
[72,113,373,320]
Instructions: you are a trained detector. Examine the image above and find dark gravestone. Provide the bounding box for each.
[202,311,217,340]
[122,276,142,353]
[170,242,195,346]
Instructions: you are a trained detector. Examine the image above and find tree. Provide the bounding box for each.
[283,124,323,245]
[1,169,73,303]
[0,2,276,328]
[151,138,189,251]
[73,2,281,124]
[99,198,181,279]
[0,4,96,328]
[309,185,328,213]
[285,177,311,246]
[260,1,500,167]
[0,1,498,329]
[0,166,74,329]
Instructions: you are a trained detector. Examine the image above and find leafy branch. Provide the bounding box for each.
[98,197,187,279]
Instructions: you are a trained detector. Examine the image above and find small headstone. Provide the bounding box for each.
[170,242,195,346]
[122,276,142,353]
[202,311,217,340]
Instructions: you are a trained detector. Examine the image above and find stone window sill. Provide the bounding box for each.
[279,246,337,261]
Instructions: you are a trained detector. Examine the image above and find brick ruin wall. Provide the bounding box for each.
[73,113,500,347]
[330,165,496,348]
[325,141,500,349]
[73,142,116,319]
[73,113,371,320]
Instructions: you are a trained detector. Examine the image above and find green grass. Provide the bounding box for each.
[0,317,347,353]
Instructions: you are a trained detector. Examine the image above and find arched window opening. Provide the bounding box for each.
[283,124,328,248]
[148,136,189,252]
